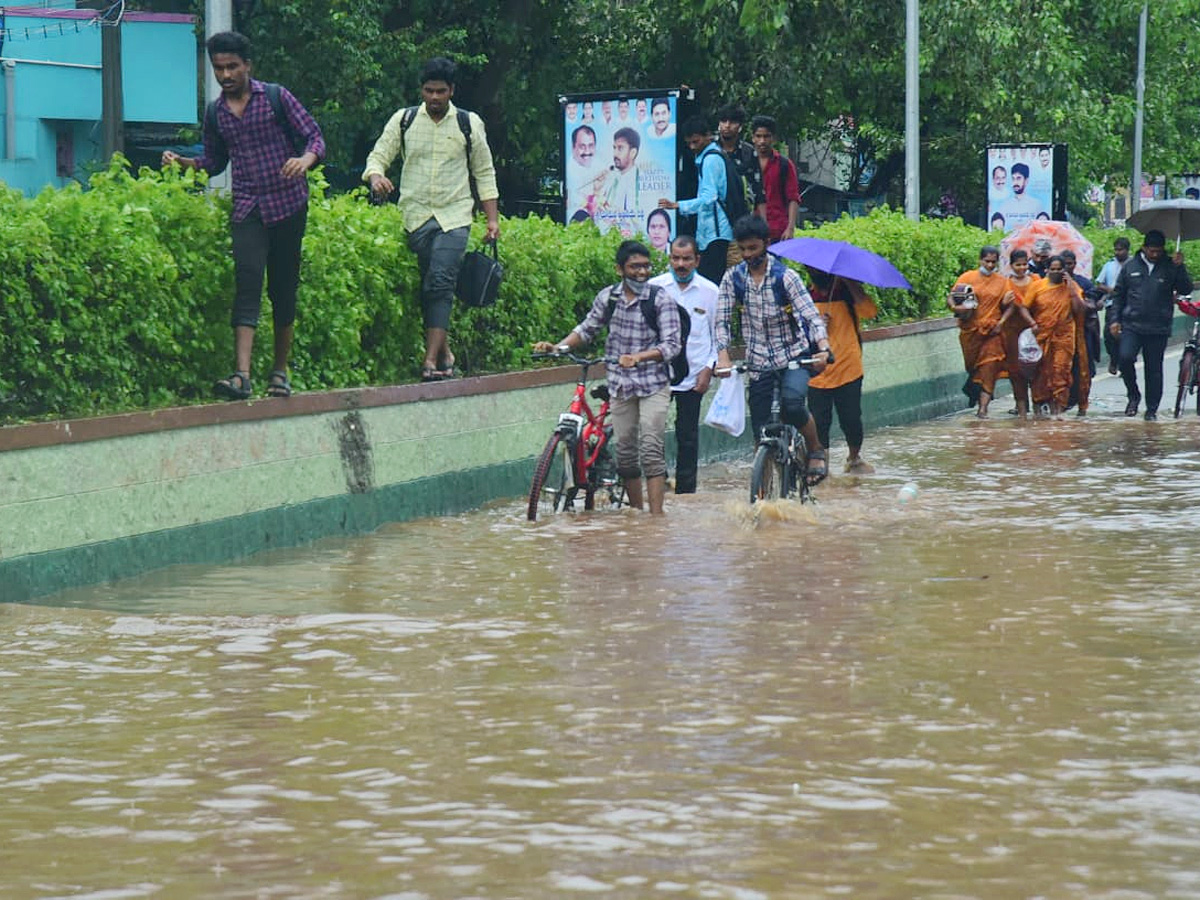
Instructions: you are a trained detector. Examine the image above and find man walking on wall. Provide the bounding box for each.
[364,57,501,382]
[163,31,325,400]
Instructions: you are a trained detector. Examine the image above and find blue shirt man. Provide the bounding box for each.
[657,115,734,285]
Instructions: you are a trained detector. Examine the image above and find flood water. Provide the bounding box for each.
[5,374,1200,899]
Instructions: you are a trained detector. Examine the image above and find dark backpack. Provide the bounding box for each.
[698,145,749,234]
[602,284,691,386]
[398,105,478,200]
[204,82,306,158]
[729,257,810,347]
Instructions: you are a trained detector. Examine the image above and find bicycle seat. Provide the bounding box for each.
[590,384,610,402]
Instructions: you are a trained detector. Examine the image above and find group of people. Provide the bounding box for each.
[164,34,501,393]
[950,231,1192,421]
[657,106,802,284]
[535,213,882,515]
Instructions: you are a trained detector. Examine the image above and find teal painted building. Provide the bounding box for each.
[0,2,196,194]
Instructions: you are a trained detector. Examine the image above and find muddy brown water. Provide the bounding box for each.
[4,383,1200,899]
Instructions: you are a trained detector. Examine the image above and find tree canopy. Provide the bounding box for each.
[225,0,1200,223]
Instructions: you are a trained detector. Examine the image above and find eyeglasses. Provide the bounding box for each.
[626,262,652,271]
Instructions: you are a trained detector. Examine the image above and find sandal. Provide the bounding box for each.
[214,371,251,400]
[805,449,828,486]
[420,365,446,383]
[266,370,292,398]
[436,352,458,379]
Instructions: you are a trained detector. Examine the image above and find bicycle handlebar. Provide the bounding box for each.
[532,350,655,367]
[714,352,833,377]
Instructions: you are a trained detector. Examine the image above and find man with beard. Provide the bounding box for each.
[162,31,325,401]
[999,162,1045,229]
[534,241,682,514]
[715,216,832,485]
[600,127,642,213]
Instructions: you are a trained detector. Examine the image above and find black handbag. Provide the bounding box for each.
[456,241,503,308]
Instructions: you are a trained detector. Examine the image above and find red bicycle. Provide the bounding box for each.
[527,351,626,521]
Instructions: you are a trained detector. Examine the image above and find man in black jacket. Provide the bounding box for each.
[1110,229,1193,420]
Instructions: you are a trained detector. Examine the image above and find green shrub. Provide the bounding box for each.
[0,159,1172,423]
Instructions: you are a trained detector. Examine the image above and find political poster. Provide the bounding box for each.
[562,92,680,251]
[986,144,1065,233]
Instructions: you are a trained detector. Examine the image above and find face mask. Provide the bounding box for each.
[747,252,768,271]
[980,265,996,276]
[672,269,696,284]
[1048,271,1064,284]
[623,276,646,294]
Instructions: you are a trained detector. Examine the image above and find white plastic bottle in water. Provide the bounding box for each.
[897,482,919,504]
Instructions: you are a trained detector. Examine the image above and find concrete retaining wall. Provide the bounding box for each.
[1,317,973,603]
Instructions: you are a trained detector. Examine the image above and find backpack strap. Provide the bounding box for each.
[204,82,304,158]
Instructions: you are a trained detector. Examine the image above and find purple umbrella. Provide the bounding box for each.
[771,237,912,289]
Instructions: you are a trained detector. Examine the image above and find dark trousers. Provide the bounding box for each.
[671,389,703,493]
[230,206,307,329]
[1103,307,1120,365]
[809,376,865,450]
[748,366,812,442]
[698,239,730,285]
[407,219,470,330]
[1118,330,1169,411]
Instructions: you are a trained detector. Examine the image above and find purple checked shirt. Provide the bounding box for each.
[195,80,325,224]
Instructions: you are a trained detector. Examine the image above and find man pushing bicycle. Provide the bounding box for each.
[715,216,833,485]
[534,240,682,515]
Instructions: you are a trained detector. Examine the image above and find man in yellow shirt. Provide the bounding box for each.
[807,268,878,473]
[364,57,501,381]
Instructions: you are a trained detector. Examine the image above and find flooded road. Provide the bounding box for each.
[5,373,1200,899]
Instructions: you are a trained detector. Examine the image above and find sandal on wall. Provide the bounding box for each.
[266,370,292,398]
[214,371,251,400]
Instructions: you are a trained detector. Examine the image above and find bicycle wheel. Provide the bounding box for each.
[1175,349,1195,418]
[585,446,625,511]
[527,433,576,521]
[750,443,788,503]
[793,433,812,504]
[1192,354,1200,417]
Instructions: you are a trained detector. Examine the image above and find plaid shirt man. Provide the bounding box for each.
[195,79,325,224]
[715,262,827,379]
[573,282,683,400]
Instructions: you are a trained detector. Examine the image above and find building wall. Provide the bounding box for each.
[0,8,196,193]
[0,319,976,604]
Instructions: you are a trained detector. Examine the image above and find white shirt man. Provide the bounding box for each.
[649,236,719,493]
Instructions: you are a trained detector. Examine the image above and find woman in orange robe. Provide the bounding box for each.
[948,246,1009,417]
[1024,256,1084,416]
[997,249,1039,418]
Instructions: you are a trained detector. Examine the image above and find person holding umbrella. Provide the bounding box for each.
[1109,229,1193,420]
[806,269,878,473]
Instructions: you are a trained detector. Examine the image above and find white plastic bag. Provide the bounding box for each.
[1017,327,1042,380]
[703,369,746,436]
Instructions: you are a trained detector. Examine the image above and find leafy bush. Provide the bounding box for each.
[0,160,1167,423]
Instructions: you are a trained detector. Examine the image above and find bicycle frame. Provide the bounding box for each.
[553,364,612,489]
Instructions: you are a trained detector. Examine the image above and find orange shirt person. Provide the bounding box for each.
[1024,256,1084,416]
[997,249,1039,418]
[948,246,1009,417]
[807,269,879,473]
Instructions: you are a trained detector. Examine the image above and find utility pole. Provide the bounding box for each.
[204,0,233,189]
[1131,2,1147,215]
[100,6,123,159]
[904,0,919,220]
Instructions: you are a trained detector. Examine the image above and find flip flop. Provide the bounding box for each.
[420,366,446,383]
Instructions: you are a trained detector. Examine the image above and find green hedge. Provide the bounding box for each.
[0,160,1179,423]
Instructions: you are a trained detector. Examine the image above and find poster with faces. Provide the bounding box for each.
[987,145,1055,233]
[563,93,678,249]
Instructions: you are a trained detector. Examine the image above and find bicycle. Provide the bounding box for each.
[527,351,626,521]
[717,354,828,505]
[1174,295,1200,418]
